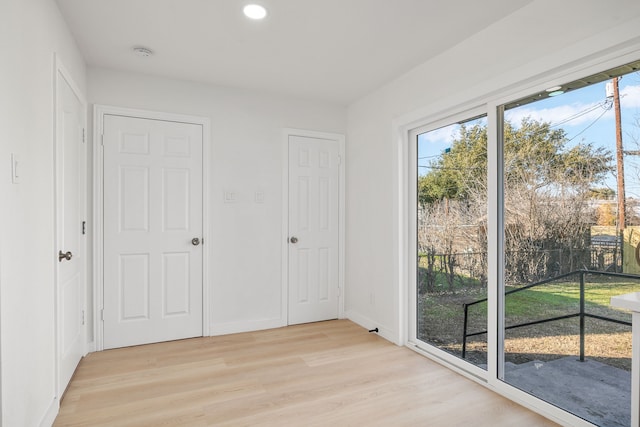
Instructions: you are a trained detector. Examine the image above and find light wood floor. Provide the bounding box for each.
[55,320,557,426]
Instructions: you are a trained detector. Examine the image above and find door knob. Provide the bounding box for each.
[58,250,72,262]
[290,236,298,244]
[192,238,201,246]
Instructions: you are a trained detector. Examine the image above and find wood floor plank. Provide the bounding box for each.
[55,320,557,426]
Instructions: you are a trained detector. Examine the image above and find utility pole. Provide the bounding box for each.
[613,77,626,231]
[612,77,626,273]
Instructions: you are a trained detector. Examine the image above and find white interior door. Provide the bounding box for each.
[56,70,85,397]
[103,115,203,349]
[288,135,340,325]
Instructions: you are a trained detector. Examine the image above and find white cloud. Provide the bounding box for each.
[418,123,458,144]
[505,84,640,129]
[505,101,612,129]
[621,84,640,109]
[418,117,488,145]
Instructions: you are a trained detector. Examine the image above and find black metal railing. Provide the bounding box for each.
[461,269,636,360]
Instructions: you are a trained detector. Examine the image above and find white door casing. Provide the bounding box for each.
[55,60,86,398]
[102,114,204,349]
[286,132,344,325]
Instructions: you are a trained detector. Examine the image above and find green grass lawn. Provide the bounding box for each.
[417,275,640,368]
[504,279,639,323]
[433,278,640,324]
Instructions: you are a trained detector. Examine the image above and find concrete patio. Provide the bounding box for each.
[505,357,630,427]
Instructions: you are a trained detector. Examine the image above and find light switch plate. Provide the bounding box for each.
[224,191,237,203]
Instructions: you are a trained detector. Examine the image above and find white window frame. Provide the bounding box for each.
[407,107,489,383]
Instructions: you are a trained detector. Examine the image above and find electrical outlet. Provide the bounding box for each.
[11,153,19,184]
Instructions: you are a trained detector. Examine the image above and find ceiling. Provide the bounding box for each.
[55,0,532,105]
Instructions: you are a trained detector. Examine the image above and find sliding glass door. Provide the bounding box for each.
[415,115,488,368]
[410,59,640,425]
[500,61,640,426]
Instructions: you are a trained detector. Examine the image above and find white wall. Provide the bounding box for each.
[0,0,86,425]
[4,1,639,425]
[345,0,640,344]
[87,68,346,337]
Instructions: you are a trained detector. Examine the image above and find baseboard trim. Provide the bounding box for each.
[209,318,286,336]
[39,397,59,427]
[345,310,397,344]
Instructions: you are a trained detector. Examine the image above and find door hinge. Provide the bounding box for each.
[100,133,104,146]
[82,128,86,143]
[81,310,85,325]
[338,155,342,165]
[100,309,104,321]
[337,287,341,297]
[82,221,86,235]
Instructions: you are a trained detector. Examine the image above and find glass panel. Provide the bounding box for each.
[417,115,488,368]
[501,62,640,426]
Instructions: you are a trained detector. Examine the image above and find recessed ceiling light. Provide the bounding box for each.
[133,47,153,57]
[243,4,267,20]
[545,85,562,92]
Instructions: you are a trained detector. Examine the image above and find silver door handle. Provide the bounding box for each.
[290,236,298,244]
[58,250,72,262]
[192,238,201,246]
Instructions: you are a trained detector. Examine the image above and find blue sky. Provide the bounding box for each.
[418,72,640,197]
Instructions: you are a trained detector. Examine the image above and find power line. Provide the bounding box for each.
[565,106,610,143]
[550,100,610,128]
[418,165,485,171]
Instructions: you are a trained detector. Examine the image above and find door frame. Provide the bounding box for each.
[281,128,346,324]
[93,105,211,351]
[54,54,87,397]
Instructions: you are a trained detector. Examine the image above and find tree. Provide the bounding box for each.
[419,118,611,204]
[418,122,487,204]
[596,203,616,226]
[503,120,612,280]
[418,117,614,285]
[589,187,615,199]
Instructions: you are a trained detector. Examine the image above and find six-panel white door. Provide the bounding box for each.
[56,71,85,397]
[103,115,203,349]
[288,135,340,325]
